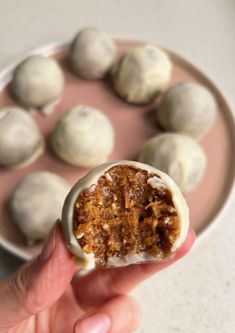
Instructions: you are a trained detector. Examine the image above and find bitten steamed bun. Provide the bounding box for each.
[51,105,114,167]
[138,133,206,192]
[61,160,189,269]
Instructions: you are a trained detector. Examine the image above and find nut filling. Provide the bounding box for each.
[73,165,180,267]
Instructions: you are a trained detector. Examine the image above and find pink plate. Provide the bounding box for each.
[0,40,234,260]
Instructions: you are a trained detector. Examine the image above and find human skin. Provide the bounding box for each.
[0,222,195,333]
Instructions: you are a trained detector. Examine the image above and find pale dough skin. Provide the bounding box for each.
[70,27,117,80]
[112,44,172,104]
[61,160,189,270]
[157,83,216,139]
[11,55,64,114]
[10,172,70,242]
[138,133,206,192]
[51,105,115,168]
[0,107,44,169]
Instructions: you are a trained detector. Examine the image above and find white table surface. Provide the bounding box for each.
[0,1,234,332]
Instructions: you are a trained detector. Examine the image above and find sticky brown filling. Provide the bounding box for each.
[73,165,180,268]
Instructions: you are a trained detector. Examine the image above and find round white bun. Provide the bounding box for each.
[51,105,114,168]
[112,44,172,104]
[157,83,216,139]
[10,172,70,242]
[11,55,64,114]
[70,27,116,80]
[139,133,206,192]
[0,107,44,169]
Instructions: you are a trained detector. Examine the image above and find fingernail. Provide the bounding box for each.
[40,224,57,262]
[75,313,111,333]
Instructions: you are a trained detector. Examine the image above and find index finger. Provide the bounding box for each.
[72,227,195,311]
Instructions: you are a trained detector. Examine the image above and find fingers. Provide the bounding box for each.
[73,227,195,311]
[74,295,140,333]
[0,222,76,329]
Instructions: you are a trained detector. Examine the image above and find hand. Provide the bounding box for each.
[0,222,195,333]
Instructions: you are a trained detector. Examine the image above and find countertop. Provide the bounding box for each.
[0,1,235,332]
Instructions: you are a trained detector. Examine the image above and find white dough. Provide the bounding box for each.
[138,133,206,192]
[51,105,114,168]
[0,107,44,169]
[69,27,117,79]
[157,83,216,139]
[112,44,172,104]
[10,172,70,242]
[11,55,64,114]
[61,160,189,270]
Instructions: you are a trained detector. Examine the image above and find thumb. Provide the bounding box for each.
[0,221,75,329]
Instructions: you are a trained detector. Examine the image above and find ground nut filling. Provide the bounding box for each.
[73,165,180,268]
